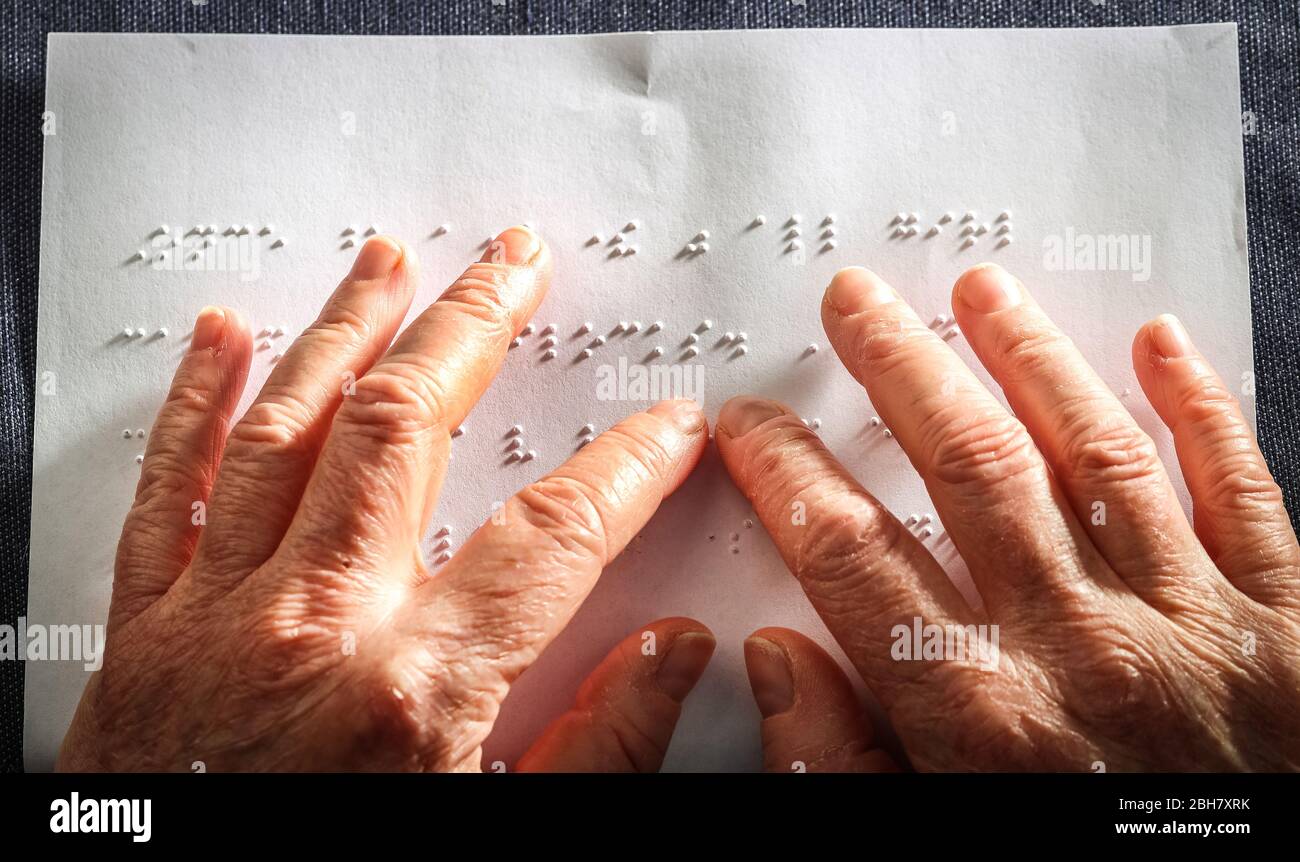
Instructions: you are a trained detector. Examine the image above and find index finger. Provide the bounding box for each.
[274,226,551,581]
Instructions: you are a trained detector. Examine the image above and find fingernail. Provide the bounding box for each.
[825,267,897,316]
[956,263,1022,312]
[716,396,784,438]
[349,235,404,280]
[191,306,226,351]
[1150,314,1193,358]
[650,398,705,434]
[744,636,795,718]
[656,631,716,702]
[482,225,542,266]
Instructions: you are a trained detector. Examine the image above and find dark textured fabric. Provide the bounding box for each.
[2,1,1297,772]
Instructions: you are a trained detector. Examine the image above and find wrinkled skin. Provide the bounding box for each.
[720,265,1300,772]
[59,231,1300,772]
[60,229,715,772]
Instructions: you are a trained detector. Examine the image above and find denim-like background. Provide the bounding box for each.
[3,1,1296,772]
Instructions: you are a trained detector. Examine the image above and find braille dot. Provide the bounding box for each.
[700,320,713,331]
[129,250,145,262]
[521,323,535,336]
[940,212,954,224]
[649,321,663,333]
[579,348,593,360]
[870,416,881,427]
[788,214,802,225]
[962,211,976,222]
[580,423,595,435]
[435,552,452,565]
[135,328,147,338]
[271,238,285,248]
[365,225,379,236]
[998,236,1013,247]
[921,527,934,539]
[649,346,663,358]
[926,226,941,238]
[451,427,464,438]
[628,321,641,333]
[508,424,524,436]
[906,514,919,525]
[998,209,1013,221]
[804,343,818,355]
[238,225,251,236]
[906,212,919,224]
[810,418,822,429]
[506,451,521,463]
[121,429,132,439]
[121,328,134,338]
[683,346,698,358]
[623,245,638,256]
[541,335,557,348]
[625,220,640,231]
[577,322,592,335]
[892,227,906,238]
[735,332,747,343]
[821,227,836,239]
[506,437,523,451]
[822,215,835,226]
[579,435,594,447]
[997,223,1011,235]
[342,238,355,249]
[884,429,893,438]
[686,243,699,254]
[961,237,976,249]
[259,225,273,236]
[785,228,801,240]
[891,212,905,225]
[787,240,802,252]
[975,223,989,236]
[744,519,754,528]
[435,223,451,235]
[156,327,168,338]
[905,226,917,237]
[135,454,144,464]
[723,331,735,342]
[611,232,625,245]
[751,215,766,227]
[510,337,521,349]
[592,335,607,346]
[822,240,837,251]
[734,345,748,357]
[542,349,557,360]
[523,449,537,462]
[960,225,974,236]
[135,429,145,438]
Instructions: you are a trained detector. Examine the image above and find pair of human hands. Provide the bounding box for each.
[59,227,1300,772]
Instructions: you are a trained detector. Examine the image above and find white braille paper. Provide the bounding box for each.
[27,26,1253,770]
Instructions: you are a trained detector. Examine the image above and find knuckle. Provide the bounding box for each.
[795,495,903,594]
[514,474,610,560]
[923,406,1041,490]
[336,363,449,443]
[226,396,317,460]
[847,315,933,376]
[1200,449,1287,513]
[1058,418,1165,487]
[992,321,1073,384]
[160,382,219,423]
[440,264,514,331]
[304,302,374,349]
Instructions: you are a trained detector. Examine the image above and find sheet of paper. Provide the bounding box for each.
[26,26,1251,770]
